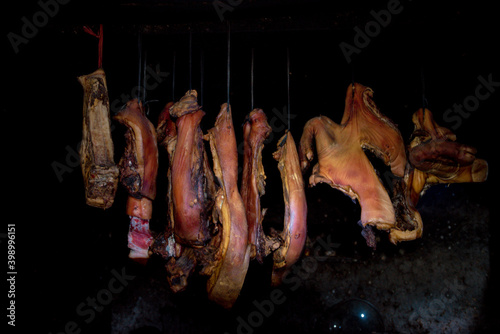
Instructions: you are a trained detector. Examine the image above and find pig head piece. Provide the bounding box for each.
[389,108,488,243]
[408,108,488,183]
[299,83,407,247]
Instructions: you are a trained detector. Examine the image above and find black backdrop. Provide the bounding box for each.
[4,0,499,332]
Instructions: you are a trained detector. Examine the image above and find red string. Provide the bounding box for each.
[83,24,103,68]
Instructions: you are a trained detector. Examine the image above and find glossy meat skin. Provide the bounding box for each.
[240,109,271,263]
[156,101,177,232]
[171,110,211,247]
[115,99,158,261]
[271,131,308,286]
[155,98,218,292]
[299,83,406,233]
[157,101,176,150]
[169,91,212,247]
[206,103,251,309]
[115,99,158,202]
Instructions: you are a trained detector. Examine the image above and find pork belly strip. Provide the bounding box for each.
[299,83,406,234]
[206,103,251,309]
[240,109,271,263]
[78,68,119,209]
[114,99,158,201]
[272,131,308,286]
[169,90,211,247]
[157,101,177,232]
[155,99,218,292]
[114,99,158,260]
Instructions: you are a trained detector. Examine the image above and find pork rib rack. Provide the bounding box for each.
[78,68,119,209]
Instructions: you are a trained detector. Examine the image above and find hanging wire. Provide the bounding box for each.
[143,49,148,112]
[351,61,356,100]
[227,21,231,108]
[421,65,427,118]
[189,28,193,91]
[200,49,204,106]
[287,47,291,131]
[137,32,143,102]
[143,50,147,105]
[172,51,176,102]
[251,48,255,111]
[351,68,355,89]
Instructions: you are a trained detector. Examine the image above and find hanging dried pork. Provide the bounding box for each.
[78,68,119,209]
[389,108,488,243]
[169,90,215,248]
[271,131,308,286]
[206,103,251,309]
[157,91,217,292]
[240,109,272,263]
[299,83,406,247]
[115,99,158,261]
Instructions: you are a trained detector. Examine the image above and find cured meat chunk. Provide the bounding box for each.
[271,131,308,286]
[157,101,176,151]
[240,109,271,263]
[206,103,251,309]
[169,90,213,247]
[157,101,177,233]
[299,83,406,238]
[78,68,119,209]
[115,99,158,260]
[128,215,154,259]
[389,108,488,243]
[408,108,488,184]
[115,99,158,201]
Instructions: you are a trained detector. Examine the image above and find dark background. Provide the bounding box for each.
[4,0,498,332]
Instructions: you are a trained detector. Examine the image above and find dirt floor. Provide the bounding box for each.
[108,182,492,334]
